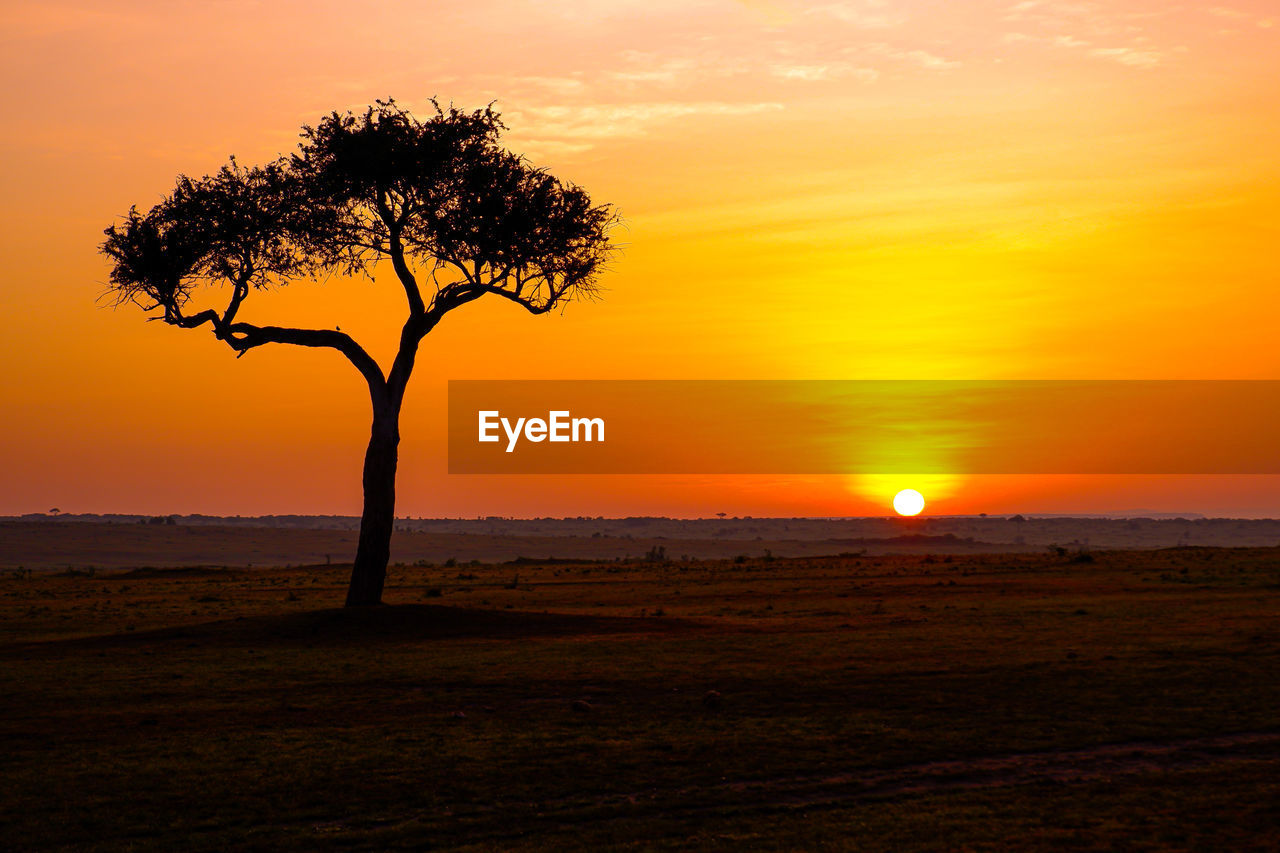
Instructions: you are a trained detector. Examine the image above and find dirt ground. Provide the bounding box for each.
[2,544,1278,850]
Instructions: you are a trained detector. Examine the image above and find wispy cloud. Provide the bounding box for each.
[1002,22,1164,68]
[1005,1,1104,24]
[510,76,589,96]
[607,52,744,86]
[1002,0,1154,41]
[507,102,784,142]
[509,139,596,160]
[851,43,961,71]
[1206,5,1275,29]
[769,63,879,81]
[1207,6,1249,20]
[1089,46,1162,68]
[887,48,961,70]
[806,1,907,29]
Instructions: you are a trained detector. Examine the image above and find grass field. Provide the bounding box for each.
[2,547,1279,850]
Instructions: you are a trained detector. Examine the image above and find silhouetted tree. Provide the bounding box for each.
[101,100,616,606]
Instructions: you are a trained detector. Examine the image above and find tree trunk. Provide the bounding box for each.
[346,411,400,606]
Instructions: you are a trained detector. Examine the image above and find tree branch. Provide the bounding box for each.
[383,285,494,407]
[389,229,425,316]
[171,308,223,329]
[221,322,386,395]
[445,280,565,315]
[167,306,386,401]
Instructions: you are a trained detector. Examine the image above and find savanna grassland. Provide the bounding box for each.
[2,547,1279,850]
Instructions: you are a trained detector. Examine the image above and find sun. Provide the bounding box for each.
[893,489,926,516]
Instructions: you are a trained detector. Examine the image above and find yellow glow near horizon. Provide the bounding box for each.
[851,473,962,509]
[893,489,926,517]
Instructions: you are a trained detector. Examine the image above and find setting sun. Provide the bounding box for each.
[893,489,926,516]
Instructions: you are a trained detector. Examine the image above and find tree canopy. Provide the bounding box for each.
[102,99,615,401]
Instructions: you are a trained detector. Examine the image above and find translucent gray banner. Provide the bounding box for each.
[448,380,1280,474]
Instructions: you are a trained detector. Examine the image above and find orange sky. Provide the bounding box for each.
[2,0,1279,517]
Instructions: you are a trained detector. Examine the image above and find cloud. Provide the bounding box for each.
[806,1,907,30]
[508,102,784,142]
[606,52,742,86]
[861,43,961,70]
[1090,46,1162,68]
[1207,6,1275,29]
[769,63,879,81]
[511,76,589,96]
[1002,0,1152,40]
[1002,28,1163,68]
[510,139,596,160]
[895,49,961,70]
[733,0,795,26]
[1005,0,1100,22]
[610,66,696,84]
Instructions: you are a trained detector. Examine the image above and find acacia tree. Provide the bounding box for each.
[101,100,615,606]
